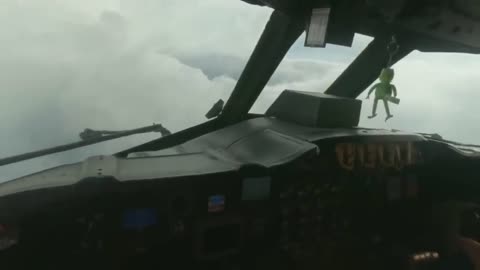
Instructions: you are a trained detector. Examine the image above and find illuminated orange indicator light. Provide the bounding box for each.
[412,251,439,262]
[335,142,420,170]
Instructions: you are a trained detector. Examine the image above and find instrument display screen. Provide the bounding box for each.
[122,208,158,230]
[241,177,271,201]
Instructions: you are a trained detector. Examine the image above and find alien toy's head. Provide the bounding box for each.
[379,68,394,83]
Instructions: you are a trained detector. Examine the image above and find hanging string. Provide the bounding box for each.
[386,35,399,68]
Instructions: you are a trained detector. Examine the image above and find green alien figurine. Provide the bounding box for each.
[366,67,399,121]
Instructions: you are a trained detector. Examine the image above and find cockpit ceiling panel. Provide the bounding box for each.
[400,8,480,50]
[450,0,480,20]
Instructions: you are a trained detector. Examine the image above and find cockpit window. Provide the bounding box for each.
[0,1,269,181]
[360,50,480,145]
[3,0,480,181]
[251,33,480,146]
[251,33,372,113]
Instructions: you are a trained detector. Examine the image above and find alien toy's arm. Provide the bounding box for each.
[391,84,397,97]
[366,83,378,99]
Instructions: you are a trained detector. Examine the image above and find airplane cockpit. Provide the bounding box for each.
[1,91,480,269]
[2,0,480,269]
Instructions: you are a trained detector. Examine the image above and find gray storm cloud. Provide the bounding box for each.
[2,0,480,182]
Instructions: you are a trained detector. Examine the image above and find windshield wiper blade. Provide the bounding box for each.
[0,123,171,167]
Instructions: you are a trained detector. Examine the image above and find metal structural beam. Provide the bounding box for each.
[220,10,305,123]
[325,34,413,98]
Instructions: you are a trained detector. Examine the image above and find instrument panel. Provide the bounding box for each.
[0,139,479,270]
[273,141,426,269]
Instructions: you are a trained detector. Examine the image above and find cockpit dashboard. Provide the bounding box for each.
[0,117,479,270]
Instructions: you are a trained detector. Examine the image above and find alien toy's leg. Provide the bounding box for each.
[383,98,393,121]
[368,98,379,118]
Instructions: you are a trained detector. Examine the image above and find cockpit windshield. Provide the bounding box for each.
[251,33,372,113]
[0,1,269,181]
[2,0,480,182]
[252,34,480,147]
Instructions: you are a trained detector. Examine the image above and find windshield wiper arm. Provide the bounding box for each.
[0,123,171,167]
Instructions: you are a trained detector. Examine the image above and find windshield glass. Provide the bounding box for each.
[0,1,272,181]
[252,34,480,147]
[251,33,372,113]
[2,1,478,182]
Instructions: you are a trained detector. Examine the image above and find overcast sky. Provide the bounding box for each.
[1,0,480,182]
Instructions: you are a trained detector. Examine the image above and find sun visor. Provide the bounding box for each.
[265,90,361,128]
